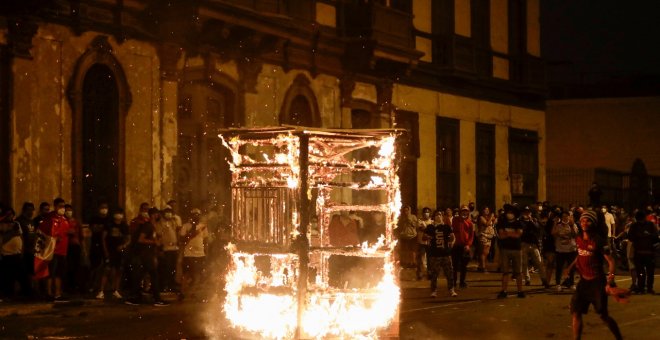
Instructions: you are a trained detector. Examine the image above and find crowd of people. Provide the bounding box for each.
[0,198,230,306]
[396,201,660,299]
[396,201,658,339]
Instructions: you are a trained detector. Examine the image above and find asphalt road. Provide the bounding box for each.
[0,270,657,339]
[399,269,659,340]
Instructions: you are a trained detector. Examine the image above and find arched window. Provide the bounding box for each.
[280,74,320,127]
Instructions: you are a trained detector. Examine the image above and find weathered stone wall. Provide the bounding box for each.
[9,23,164,220]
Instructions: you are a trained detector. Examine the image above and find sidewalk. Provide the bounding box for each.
[0,297,110,318]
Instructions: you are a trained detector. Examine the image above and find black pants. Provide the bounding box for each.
[130,254,160,302]
[451,246,470,285]
[66,244,81,293]
[556,251,577,286]
[0,254,30,297]
[634,254,655,291]
[158,250,178,291]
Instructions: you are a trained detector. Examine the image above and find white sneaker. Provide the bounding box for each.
[112,291,123,299]
[430,291,437,298]
[556,285,562,293]
[450,289,458,297]
[96,291,104,299]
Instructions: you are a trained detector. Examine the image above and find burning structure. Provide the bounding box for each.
[219,127,402,339]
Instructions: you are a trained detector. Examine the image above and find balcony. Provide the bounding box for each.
[339,1,419,65]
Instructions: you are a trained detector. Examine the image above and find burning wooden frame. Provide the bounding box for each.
[219,126,402,339]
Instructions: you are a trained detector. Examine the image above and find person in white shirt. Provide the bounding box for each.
[157,208,180,292]
[178,209,208,300]
[602,205,616,238]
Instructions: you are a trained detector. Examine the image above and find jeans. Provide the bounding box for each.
[556,251,577,286]
[429,256,454,292]
[522,243,546,282]
[130,254,160,302]
[451,246,470,285]
[634,254,655,291]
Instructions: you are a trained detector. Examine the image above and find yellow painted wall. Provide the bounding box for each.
[415,36,433,63]
[526,0,541,57]
[492,55,510,80]
[413,0,432,33]
[316,2,337,28]
[392,85,546,210]
[490,0,508,53]
[455,0,472,37]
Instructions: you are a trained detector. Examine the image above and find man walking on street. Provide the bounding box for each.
[520,206,550,288]
[496,204,525,298]
[125,208,168,306]
[425,209,457,298]
[627,210,658,294]
[565,210,622,340]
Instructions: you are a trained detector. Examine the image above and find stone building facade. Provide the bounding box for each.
[0,0,546,221]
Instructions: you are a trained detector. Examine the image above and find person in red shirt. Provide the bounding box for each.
[64,204,82,294]
[40,198,70,301]
[565,210,622,340]
[451,205,474,289]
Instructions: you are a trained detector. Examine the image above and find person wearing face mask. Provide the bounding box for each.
[166,200,183,230]
[16,202,36,295]
[424,209,457,297]
[552,210,579,292]
[178,208,209,301]
[476,207,496,273]
[157,207,180,293]
[88,202,111,295]
[125,203,150,291]
[97,208,130,300]
[520,206,550,288]
[496,204,525,298]
[33,202,51,231]
[63,204,82,294]
[416,207,433,280]
[602,205,617,249]
[396,206,419,269]
[451,205,474,289]
[125,208,168,306]
[0,207,30,300]
[36,197,70,301]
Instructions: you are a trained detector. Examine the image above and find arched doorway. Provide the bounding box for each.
[68,36,130,222]
[81,64,120,217]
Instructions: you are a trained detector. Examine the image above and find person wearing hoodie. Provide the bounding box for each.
[451,205,474,289]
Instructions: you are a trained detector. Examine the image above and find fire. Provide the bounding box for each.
[223,241,399,339]
[216,127,402,339]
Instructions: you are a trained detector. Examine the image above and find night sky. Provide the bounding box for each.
[541,0,660,80]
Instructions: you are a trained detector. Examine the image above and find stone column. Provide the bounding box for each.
[157,43,182,205]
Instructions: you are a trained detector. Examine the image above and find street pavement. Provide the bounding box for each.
[399,265,659,340]
[0,267,657,339]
